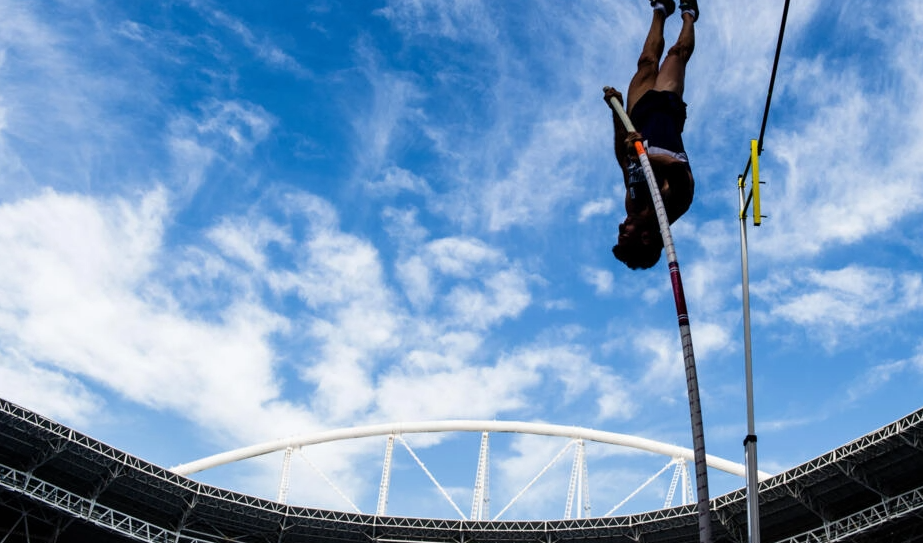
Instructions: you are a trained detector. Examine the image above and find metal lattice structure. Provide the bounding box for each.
[171,420,764,521]
[1,398,923,543]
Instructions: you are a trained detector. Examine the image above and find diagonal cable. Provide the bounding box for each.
[396,435,467,520]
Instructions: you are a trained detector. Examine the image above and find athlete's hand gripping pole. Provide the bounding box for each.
[607,94,713,543]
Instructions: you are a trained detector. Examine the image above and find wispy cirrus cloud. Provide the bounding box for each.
[845,347,923,405]
[0,1,163,197]
[167,99,276,198]
[374,0,499,43]
[185,0,310,77]
[744,3,923,261]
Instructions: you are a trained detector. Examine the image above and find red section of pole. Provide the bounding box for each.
[612,97,712,543]
[669,262,689,326]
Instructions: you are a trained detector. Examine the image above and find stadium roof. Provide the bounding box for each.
[1,398,921,543]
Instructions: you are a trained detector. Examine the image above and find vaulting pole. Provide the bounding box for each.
[608,96,712,543]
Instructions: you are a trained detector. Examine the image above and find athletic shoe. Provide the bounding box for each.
[650,0,676,17]
[678,0,699,21]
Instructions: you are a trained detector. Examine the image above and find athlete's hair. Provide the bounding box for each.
[611,227,664,270]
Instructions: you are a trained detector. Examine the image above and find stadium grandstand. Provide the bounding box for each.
[1,398,921,543]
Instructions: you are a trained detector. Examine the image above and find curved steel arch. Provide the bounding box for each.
[170,420,772,481]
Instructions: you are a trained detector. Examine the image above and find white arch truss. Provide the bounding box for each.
[170,420,772,481]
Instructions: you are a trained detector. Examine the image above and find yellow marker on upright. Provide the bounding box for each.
[751,139,762,226]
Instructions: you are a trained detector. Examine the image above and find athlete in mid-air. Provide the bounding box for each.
[604,0,698,270]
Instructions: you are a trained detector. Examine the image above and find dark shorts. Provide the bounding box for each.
[629,90,688,155]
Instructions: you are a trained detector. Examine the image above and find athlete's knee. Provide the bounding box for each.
[667,42,694,63]
[636,51,660,72]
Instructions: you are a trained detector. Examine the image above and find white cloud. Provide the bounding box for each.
[208,216,291,270]
[483,115,594,232]
[0,348,101,427]
[581,266,614,295]
[679,219,740,314]
[366,166,433,196]
[391,234,532,328]
[426,237,502,278]
[171,99,275,154]
[635,328,685,401]
[368,2,638,235]
[190,1,309,76]
[374,342,634,425]
[382,206,430,247]
[0,0,161,197]
[544,298,574,311]
[747,2,923,261]
[352,44,426,174]
[167,99,275,199]
[596,384,636,421]
[402,331,482,374]
[444,268,531,329]
[845,354,923,405]
[579,198,616,222]
[757,266,923,345]
[375,0,498,43]
[273,228,393,310]
[396,255,435,308]
[689,321,733,361]
[251,194,406,424]
[375,364,533,422]
[0,189,309,445]
[167,136,216,199]
[195,99,275,151]
[763,86,921,256]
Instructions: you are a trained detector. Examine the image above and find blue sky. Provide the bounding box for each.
[1,0,922,521]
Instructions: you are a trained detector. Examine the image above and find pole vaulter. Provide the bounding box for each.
[601,0,708,539]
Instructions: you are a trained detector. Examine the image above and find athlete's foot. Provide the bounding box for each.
[678,0,698,21]
[650,0,675,17]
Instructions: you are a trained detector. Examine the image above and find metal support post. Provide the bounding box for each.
[738,140,762,542]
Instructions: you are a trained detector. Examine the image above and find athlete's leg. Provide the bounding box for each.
[653,12,695,98]
[626,10,668,115]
